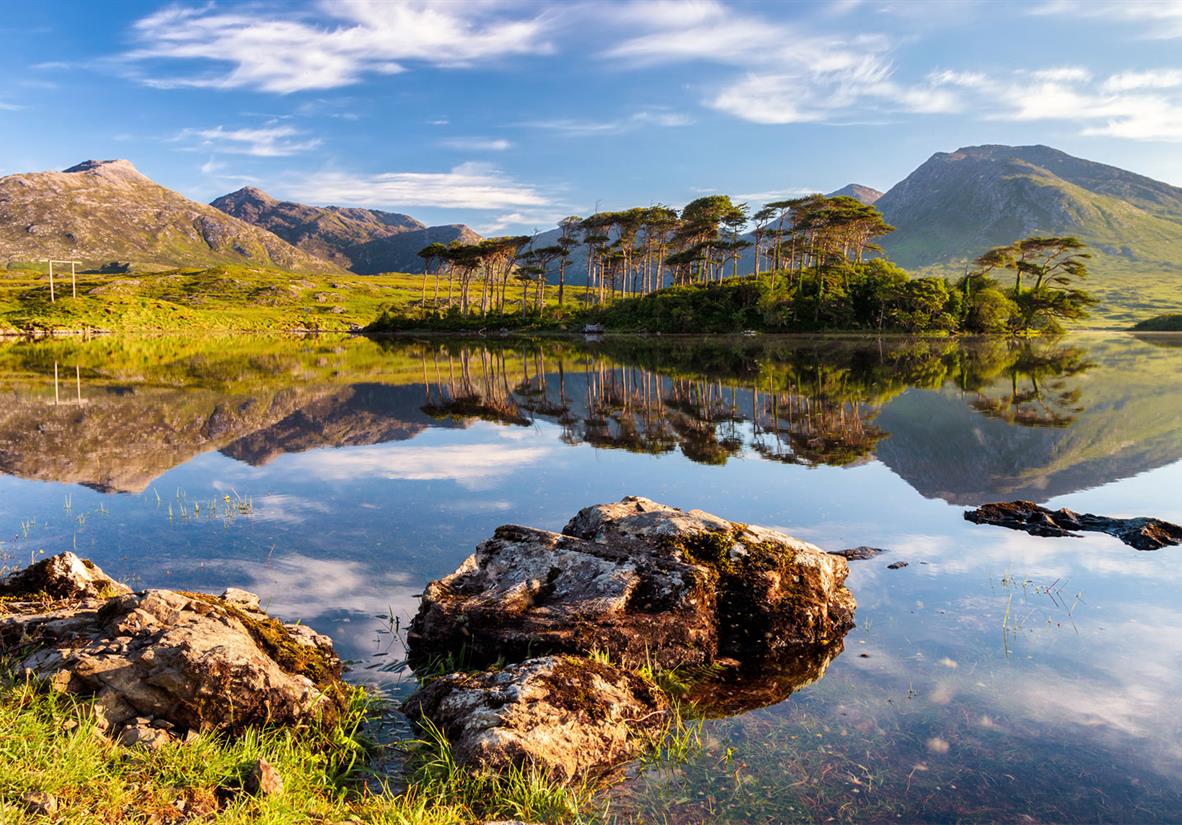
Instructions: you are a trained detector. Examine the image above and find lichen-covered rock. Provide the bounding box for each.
[0,554,346,739]
[408,523,719,669]
[0,552,130,601]
[409,497,855,669]
[564,497,856,659]
[403,655,668,780]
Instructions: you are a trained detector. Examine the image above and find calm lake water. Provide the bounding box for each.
[2,332,1182,822]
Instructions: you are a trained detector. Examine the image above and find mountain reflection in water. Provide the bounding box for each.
[0,334,1176,503]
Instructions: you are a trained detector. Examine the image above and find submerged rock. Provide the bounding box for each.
[830,546,888,561]
[965,501,1182,551]
[409,497,855,669]
[403,655,668,780]
[0,553,346,740]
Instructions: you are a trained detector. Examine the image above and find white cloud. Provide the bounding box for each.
[601,4,957,124]
[438,137,513,152]
[1103,69,1182,92]
[277,441,555,489]
[1030,66,1092,83]
[285,161,548,209]
[522,109,692,135]
[127,0,552,93]
[922,64,1182,141]
[177,124,322,157]
[1032,0,1182,39]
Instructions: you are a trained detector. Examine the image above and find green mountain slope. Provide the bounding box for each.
[876,145,1182,325]
[0,161,337,274]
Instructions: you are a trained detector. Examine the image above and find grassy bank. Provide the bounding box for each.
[0,265,434,334]
[0,673,599,824]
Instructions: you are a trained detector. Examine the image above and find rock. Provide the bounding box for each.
[564,497,856,659]
[830,546,887,561]
[220,587,261,613]
[22,791,57,815]
[409,497,855,669]
[117,720,174,751]
[0,552,130,601]
[887,561,909,570]
[409,523,717,669]
[245,758,283,796]
[965,501,1182,550]
[403,655,668,780]
[0,556,346,738]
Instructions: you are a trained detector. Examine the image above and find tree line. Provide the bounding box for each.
[403,194,1094,335]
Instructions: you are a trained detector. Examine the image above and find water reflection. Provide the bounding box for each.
[1,334,1176,505]
[2,333,1182,821]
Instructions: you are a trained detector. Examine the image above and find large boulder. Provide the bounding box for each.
[408,497,855,669]
[409,523,718,669]
[403,655,668,779]
[563,497,856,658]
[0,553,345,741]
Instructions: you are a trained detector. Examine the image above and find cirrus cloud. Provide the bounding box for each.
[126,0,552,93]
[283,162,549,209]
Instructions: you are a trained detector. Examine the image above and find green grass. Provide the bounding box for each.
[0,264,599,335]
[0,673,596,824]
[0,264,436,334]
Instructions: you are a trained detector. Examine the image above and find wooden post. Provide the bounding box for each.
[48,260,55,303]
[71,261,77,299]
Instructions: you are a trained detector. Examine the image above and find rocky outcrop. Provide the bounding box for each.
[0,553,345,744]
[403,655,668,780]
[408,497,855,670]
[965,500,1182,550]
[0,552,131,600]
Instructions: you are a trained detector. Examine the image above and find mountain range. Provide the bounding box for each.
[210,187,479,274]
[1,146,1180,321]
[0,160,334,274]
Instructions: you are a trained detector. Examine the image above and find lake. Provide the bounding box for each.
[2,332,1181,822]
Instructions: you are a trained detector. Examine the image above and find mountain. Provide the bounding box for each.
[828,184,882,205]
[0,161,336,273]
[346,223,482,275]
[211,187,480,274]
[875,145,1182,321]
[211,187,424,270]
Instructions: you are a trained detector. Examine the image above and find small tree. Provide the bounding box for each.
[973,236,1095,333]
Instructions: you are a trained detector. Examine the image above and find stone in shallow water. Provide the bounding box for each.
[829,546,888,561]
[403,655,668,780]
[964,500,1182,551]
[408,497,855,670]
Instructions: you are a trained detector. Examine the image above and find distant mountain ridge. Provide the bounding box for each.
[828,184,882,205]
[0,161,335,273]
[211,186,480,275]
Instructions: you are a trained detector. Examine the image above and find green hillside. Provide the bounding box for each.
[877,145,1182,326]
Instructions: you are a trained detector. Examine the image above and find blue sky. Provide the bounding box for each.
[4,0,1182,233]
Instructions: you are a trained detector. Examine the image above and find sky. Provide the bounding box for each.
[4,0,1182,234]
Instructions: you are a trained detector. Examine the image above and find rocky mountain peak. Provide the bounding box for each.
[62,159,146,180]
